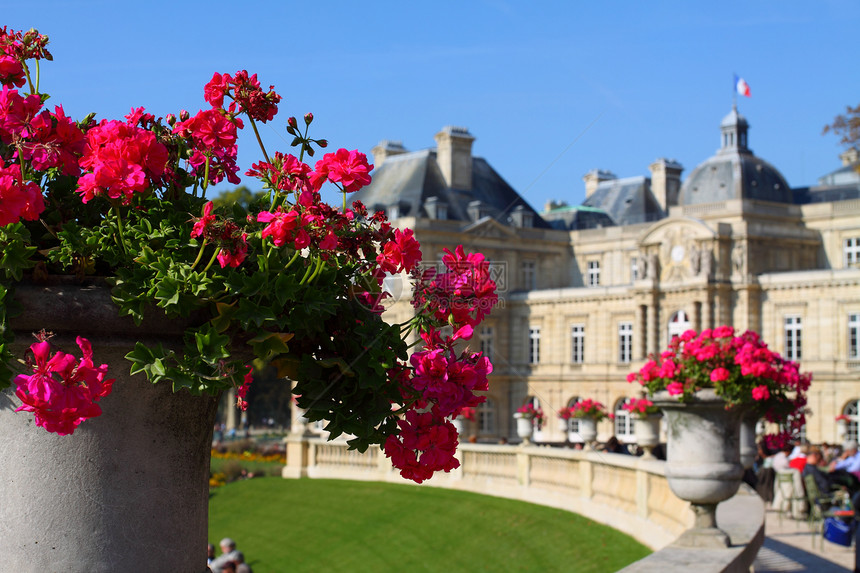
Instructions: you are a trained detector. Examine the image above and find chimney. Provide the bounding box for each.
[582,169,615,198]
[434,126,475,190]
[649,158,683,212]
[370,140,407,168]
[840,147,860,167]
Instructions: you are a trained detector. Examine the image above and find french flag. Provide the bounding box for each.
[734,75,751,97]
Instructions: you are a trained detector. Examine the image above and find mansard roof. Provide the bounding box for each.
[351,148,550,228]
[581,175,664,226]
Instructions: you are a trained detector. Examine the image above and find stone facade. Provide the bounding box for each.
[353,110,860,446]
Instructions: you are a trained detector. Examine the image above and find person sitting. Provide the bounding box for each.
[210,538,244,573]
[770,444,792,472]
[830,440,860,480]
[804,447,860,512]
[602,436,628,455]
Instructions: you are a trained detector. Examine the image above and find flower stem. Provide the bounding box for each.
[112,204,129,256]
[249,118,271,165]
[284,249,301,272]
[201,156,210,194]
[299,256,317,284]
[307,255,325,283]
[202,247,220,272]
[190,239,208,270]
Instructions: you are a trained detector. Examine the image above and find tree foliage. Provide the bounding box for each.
[823,103,860,147]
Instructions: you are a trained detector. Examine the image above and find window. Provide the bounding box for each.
[850,313,860,359]
[845,237,860,266]
[844,400,860,443]
[630,257,640,282]
[614,399,635,442]
[521,261,536,290]
[477,399,495,434]
[571,324,585,364]
[587,261,600,287]
[529,327,541,364]
[668,310,691,343]
[566,397,581,441]
[784,315,802,360]
[480,326,494,362]
[618,322,633,363]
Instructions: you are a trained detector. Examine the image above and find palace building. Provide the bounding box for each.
[351,109,860,446]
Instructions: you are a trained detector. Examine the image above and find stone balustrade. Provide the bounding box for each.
[284,436,691,549]
[283,435,765,572]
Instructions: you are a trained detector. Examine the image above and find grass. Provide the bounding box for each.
[209,478,651,572]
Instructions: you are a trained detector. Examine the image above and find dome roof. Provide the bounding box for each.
[679,106,792,205]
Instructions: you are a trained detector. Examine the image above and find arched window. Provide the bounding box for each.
[524,396,545,442]
[565,396,581,442]
[477,398,495,435]
[844,400,860,443]
[614,398,635,443]
[668,310,692,342]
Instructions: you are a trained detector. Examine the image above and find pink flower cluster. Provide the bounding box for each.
[517,403,545,425]
[0,27,51,89]
[0,86,87,224]
[627,326,811,444]
[412,246,499,329]
[78,119,169,204]
[190,201,248,268]
[622,397,658,418]
[569,398,612,421]
[204,70,282,124]
[173,107,240,186]
[383,248,498,483]
[236,366,253,411]
[13,336,114,436]
[0,157,43,226]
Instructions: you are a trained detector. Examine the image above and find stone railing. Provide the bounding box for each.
[285,437,691,549]
[283,436,765,571]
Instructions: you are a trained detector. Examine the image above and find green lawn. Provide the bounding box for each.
[209,478,650,572]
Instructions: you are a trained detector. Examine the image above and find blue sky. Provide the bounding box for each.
[6,1,860,210]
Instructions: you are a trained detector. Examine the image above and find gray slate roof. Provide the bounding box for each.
[351,149,550,228]
[581,176,664,226]
[679,153,793,205]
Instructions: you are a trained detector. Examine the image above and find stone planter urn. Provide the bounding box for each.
[634,415,661,460]
[514,413,534,444]
[652,389,745,548]
[577,417,597,445]
[739,411,759,470]
[1,282,218,572]
[558,418,570,442]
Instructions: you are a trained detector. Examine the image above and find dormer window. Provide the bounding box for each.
[423,197,448,220]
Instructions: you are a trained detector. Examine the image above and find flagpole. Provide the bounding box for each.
[732,73,737,109]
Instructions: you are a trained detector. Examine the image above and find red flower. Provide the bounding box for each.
[310,148,373,193]
[13,337,114,435]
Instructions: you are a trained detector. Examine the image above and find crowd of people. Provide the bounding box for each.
[753,438,860,517]
[207,538,253,573]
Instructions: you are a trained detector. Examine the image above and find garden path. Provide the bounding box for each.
[753,507,854,572]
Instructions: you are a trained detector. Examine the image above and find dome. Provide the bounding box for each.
[679,107,792,205]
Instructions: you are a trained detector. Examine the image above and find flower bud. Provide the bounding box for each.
[287,116,297,129]
[165,113,176,127]
[179,109,190,122]
[304,112,314,125]
[317,139,328,148]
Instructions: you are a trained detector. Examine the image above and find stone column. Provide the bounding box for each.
[636,304,648,360]
[645,302,657,357]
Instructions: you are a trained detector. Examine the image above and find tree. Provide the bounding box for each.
[211,185,267,210]
[823,103,860,147]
